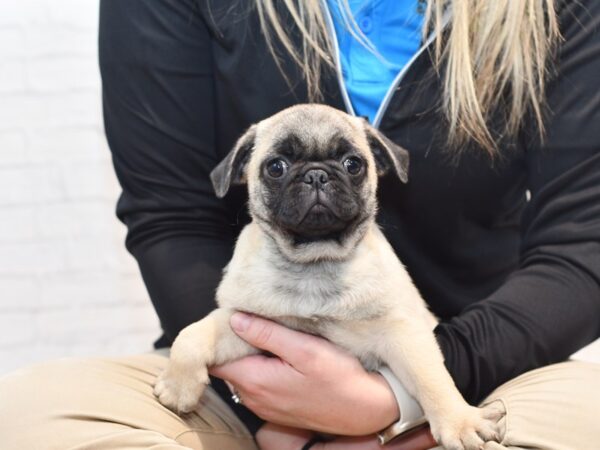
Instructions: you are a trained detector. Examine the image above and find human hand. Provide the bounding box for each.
[256,422,438,450]
[316,425,503,450]
[209,312,399,435]
[255,422,314,450]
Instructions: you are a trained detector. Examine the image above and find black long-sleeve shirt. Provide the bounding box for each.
[99,0,600,433]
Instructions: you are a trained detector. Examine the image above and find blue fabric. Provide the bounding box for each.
[326,0,424,123]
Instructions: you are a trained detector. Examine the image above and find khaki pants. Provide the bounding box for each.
[0,353,598,450]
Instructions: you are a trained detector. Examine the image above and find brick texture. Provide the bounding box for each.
[0,0,160,375]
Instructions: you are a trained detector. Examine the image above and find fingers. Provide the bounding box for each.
[386,425,438,450]
[229,312,324,368]
[316,435,382,450]
[315,436,378,450]
[209,353,286,383]
[209,353,303,414]
[255,423,314,450]
[314,426,437,450]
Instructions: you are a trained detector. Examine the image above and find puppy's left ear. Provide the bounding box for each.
[363,123,410,183]
[210,125,257,198]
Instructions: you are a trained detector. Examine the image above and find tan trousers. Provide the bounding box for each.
[0,353,598,450]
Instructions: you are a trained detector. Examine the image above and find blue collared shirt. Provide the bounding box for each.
[326,0,424,123]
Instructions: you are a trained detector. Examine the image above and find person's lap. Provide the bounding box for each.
[479,360,600,450]
[0,352,598,450]
[0,352,257,450]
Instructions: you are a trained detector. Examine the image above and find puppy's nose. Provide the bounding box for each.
[303,168,329,187]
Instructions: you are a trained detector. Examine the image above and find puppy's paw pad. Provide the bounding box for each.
[153,366,209,414]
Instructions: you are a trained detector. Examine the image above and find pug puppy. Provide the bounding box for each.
[154,104,502,449]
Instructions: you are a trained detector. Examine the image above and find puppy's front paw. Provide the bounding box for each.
[430,403,505,450]
[153,364,209,414]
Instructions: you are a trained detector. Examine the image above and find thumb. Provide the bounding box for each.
[230,312,318,368]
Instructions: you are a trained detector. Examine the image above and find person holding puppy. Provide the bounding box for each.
[1,1,599,449]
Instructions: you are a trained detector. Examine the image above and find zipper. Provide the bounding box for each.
[372,8,451,128]
[321,1,451,129]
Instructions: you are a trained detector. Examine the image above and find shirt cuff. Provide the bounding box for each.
[376,366,427,444]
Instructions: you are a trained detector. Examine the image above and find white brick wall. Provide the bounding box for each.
[1,1,598,378]
[0,0,160,375]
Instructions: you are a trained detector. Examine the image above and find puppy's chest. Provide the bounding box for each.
[217,261,387,322]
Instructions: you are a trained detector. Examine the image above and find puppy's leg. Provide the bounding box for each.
[378,320,503,450]
[154,308,258,413]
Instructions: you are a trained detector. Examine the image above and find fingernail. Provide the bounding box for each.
[230,312,251,332]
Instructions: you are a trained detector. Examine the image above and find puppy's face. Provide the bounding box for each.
[211,105,409,263]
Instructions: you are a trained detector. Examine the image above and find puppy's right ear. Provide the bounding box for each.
[210,125,257,198]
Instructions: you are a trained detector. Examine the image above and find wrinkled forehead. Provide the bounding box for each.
[255,106,365,158]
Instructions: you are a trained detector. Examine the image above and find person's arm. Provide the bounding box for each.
[435,0,600,404]
[99,0,232,341]
[99,0,261,431]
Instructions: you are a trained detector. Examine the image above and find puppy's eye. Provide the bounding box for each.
[343,156,363,175]
[266,158,288,178]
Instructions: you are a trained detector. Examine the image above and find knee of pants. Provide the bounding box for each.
[0,355,257,450]
[480,361,600,450]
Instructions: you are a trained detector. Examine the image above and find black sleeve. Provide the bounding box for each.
[435,0,600,404]
[99,0,262,432]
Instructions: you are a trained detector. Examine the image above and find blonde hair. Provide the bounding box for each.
[255,0,560,156]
